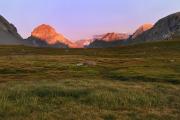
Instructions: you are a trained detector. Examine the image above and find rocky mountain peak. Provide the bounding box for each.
[31,24,65,44]
[132,23,153,39]
[31,24,76,48]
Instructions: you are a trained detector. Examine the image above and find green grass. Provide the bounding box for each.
[0,40,179,119]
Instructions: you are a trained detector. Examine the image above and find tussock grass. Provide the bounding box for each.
[0,40,179,119]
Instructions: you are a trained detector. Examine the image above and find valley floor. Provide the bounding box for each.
[0,40,180,120]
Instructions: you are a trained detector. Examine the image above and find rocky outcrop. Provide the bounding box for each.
[0,15,23,45]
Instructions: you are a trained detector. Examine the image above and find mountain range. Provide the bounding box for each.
[0,12,180,48]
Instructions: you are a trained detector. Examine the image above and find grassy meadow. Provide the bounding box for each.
[0,40,179,120]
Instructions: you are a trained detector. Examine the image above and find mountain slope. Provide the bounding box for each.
[132,24,153,39]
[0,15,23,45]
[132,12,180,43]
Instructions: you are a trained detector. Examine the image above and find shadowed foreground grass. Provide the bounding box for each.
[0,40,179,120]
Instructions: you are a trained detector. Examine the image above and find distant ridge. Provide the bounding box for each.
[97,32,129,42]
[87,33,129,48]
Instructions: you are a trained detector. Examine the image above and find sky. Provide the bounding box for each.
[0,0,180,41]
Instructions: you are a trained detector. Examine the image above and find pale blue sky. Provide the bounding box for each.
[0,0,180,40]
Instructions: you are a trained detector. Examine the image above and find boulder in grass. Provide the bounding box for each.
[76,61,97,67]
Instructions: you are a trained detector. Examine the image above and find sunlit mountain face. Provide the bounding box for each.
[100,33,130,42]
[31,24,76,47]
[132,24,153,39]
[93,33,130,41]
